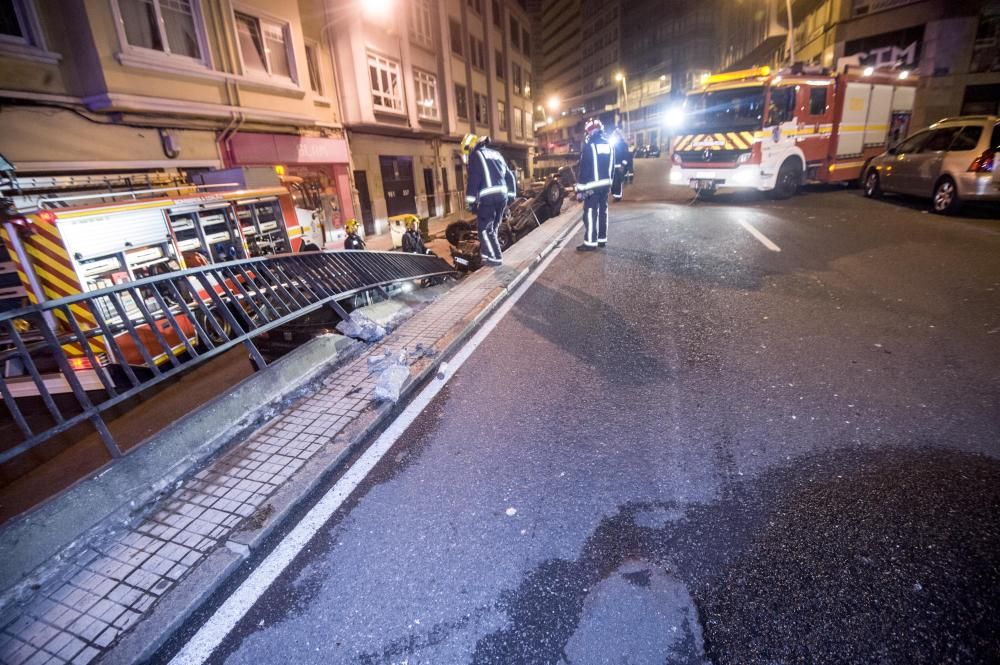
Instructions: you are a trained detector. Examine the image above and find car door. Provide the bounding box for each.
[881,129,930,193]
[899,127,960,195]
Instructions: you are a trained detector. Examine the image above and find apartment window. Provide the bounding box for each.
[116,0,204,59]
[235,10,293,80]
[410,0,433,47]
[522,28,530,55]
[512,63,522,96]
[474,91,488,125]
[466,0,483,14]
[449,18,463,56]
[469,35,485,70]
[492,0,501,27]
[513,107,524,137]
[368,52,403,113]
[509,16,519,48]
[497,100,507,130]
[414,69,439,120]
[495,49,504,79]
[455,83,468,119]
[304,41,322,94]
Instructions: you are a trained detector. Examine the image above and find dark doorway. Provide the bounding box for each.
[353,170,375,235]
[441,167,450,215]
[379,156,417,217]
[423,168,437,218]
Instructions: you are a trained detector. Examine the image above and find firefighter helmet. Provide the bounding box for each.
[461,133,481,157]
[584,118,604,136]
[345,218,359,235]
[405,216,420,231]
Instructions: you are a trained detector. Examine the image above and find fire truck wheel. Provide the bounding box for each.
[932,177,961,215]
[771,159,802,200]
[863,169,883,199]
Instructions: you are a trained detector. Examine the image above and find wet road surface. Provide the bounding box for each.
[157,161,1000,664]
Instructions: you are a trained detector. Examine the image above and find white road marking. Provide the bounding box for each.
[736,219,781,252]
[168,224,579,665]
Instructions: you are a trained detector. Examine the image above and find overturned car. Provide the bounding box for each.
[448,175,568,271]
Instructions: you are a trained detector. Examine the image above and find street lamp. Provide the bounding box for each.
[361,0,394,20]
[546,95,560,112]
[615,72,631,141]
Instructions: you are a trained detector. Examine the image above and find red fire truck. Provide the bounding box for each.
[0,185,302,394]
[668,65,918,198]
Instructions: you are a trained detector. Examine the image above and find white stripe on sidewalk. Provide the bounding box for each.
[736,218,781,252]
[168,224,579,665]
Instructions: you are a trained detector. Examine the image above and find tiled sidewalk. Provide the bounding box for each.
[0,206,579,665]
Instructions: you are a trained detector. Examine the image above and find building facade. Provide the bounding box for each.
[0,0,355,244]
[330,0,535,236]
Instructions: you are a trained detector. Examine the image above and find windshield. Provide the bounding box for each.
[685,86,765,132]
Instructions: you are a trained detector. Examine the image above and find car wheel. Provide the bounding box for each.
[445,221,474,246]
[932,176,961,214]
[863,169,882,199]
[543,178,563,208]
[771,158,802,200]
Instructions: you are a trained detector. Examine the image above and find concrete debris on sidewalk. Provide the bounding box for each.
[373,352,412,403]
[336,311,387,342]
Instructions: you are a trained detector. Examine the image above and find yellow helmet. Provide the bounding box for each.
[345,218,359,235]
[460,133,480,157]
[405,216,419,231]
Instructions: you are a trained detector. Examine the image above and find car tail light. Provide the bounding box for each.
[69,357,93,371]
[968,149,995,173]
[672,152,683,165]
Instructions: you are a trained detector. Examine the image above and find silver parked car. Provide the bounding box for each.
[863,116,1000,214]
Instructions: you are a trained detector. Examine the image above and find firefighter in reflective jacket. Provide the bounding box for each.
[462,133,516,266]
[575,118,614,251]
[609,128,631,202]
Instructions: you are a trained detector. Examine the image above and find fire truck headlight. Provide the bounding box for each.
[731,169,757,185]
[669,167,684,183]
[664,106,685,130]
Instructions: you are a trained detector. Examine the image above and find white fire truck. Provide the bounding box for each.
[668,65,918,198]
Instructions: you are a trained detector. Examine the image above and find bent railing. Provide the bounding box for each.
[0,250,454,464]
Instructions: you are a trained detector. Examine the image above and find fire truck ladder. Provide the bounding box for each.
[0,250,455,464]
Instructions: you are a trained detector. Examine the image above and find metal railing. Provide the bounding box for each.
[0,250,454,464]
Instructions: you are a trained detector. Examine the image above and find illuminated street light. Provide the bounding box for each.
[615,72,624,82]
[546,96,560,112]
[664,105,684,130]
[863,66,875,76]
[898,69,910,80]
[362,0,393,20]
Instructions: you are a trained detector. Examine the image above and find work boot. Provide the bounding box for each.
[484,256,503,266]
[576,244,596,252]
[598,241,607,248]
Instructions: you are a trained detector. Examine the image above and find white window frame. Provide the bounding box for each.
[109,0,211,70]
[497,100,507,131]
[413,68,439,121]
[304,38,324,96]
[513,107,523,138]
[367,51,404,114]
[409,0,433,48]
[232,5,298,85]
[0,0,59,63]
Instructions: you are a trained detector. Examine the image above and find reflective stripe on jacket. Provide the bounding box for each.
[575,134,615,191]
[466,145,517,204]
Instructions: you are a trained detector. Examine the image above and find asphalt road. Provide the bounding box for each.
[160,159,1000,664]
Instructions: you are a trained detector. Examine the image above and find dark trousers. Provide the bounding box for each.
[477,199,504,260]
[582,188,609,246]
[611,166,625,199]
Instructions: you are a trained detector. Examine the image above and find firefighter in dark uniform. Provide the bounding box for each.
[575,118,615,251]
[610,128,632,201]
[462,133,516,266]
[401,217,433,254]
[343,218,366,250]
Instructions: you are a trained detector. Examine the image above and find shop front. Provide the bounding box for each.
[225,133,355,249]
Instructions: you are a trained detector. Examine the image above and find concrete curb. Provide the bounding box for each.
[106,203,582,664]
